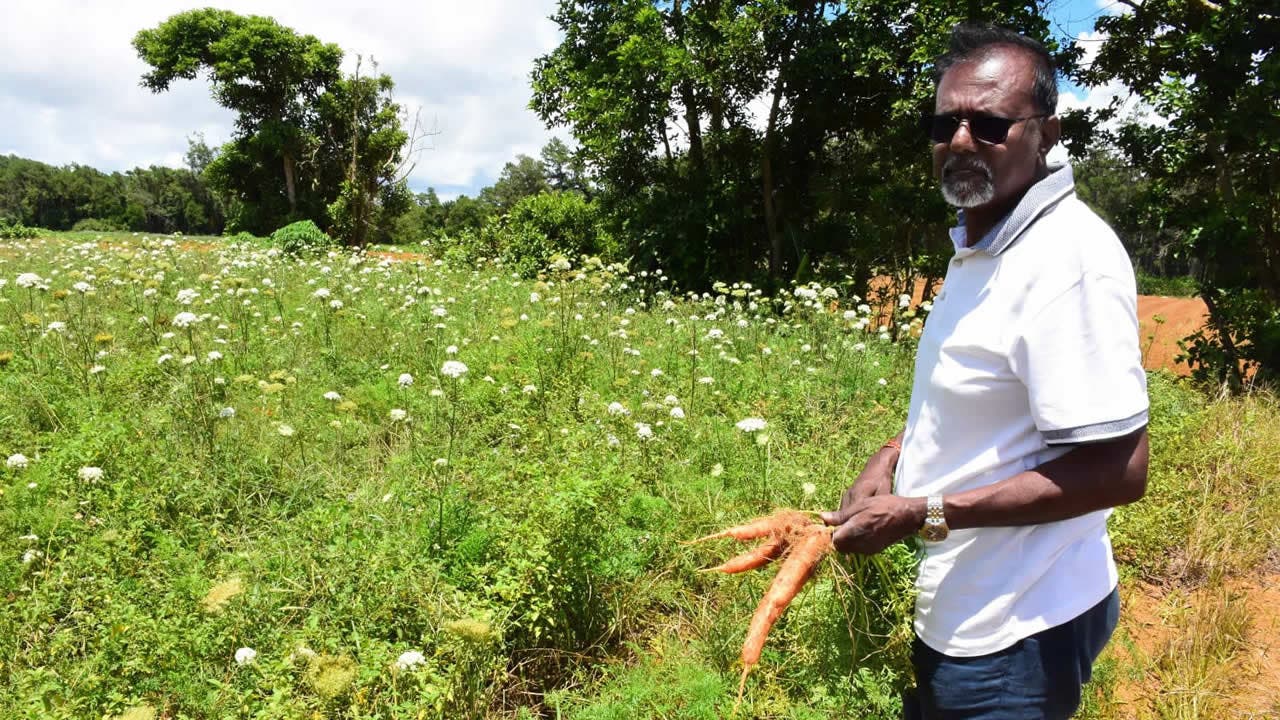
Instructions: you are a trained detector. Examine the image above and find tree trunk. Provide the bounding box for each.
[659,119,673,164]
[671,0,705,177]
[283,153,297,214]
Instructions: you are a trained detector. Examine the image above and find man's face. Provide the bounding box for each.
[931,48,1056,210]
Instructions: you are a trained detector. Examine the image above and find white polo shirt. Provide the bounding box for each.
[895,165,1148,657]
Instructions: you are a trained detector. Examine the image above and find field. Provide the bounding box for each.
[1,232,1276,719]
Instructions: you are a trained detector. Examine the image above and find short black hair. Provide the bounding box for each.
[933,22,1058,115]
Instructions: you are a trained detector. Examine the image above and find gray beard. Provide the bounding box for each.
[941,156,995,208]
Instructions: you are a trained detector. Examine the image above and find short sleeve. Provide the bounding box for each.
[1009,272,1149,445]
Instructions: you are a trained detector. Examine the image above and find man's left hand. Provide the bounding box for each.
[821,495,926,555]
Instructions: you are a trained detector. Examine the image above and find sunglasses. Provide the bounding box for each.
[920,113,1049,145]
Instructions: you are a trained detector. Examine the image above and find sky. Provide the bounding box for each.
[0,0,1141,199]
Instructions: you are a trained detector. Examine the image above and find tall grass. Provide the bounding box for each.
[1,233,1273,719]
[0,233,922,718]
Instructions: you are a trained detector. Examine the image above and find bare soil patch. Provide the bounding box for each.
[1108,574,1280,718]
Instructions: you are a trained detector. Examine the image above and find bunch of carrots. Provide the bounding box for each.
[687,509,834,703]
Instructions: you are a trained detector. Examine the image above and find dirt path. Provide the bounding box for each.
[1108,574,1280,718]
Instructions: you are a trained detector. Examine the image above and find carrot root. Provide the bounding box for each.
[702,536,787,574]
[684,510,811,544]
[739,527,833,676]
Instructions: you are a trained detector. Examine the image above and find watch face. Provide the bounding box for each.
[921,522,948,542]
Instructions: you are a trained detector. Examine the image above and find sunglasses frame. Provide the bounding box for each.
[920,112,1050,146]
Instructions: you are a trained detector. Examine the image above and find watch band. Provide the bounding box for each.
[926,495,945,524]
[919,495,949,542]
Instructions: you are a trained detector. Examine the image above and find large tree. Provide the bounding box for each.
[134,9,342,220]
[530,0,1079,290]
[1082,0,1279,386]
[312,60,412,246]
[134,10,414,244]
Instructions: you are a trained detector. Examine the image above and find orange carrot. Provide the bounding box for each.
[685,510,810,544]
[701,536,787,574]
[737,526,833,698]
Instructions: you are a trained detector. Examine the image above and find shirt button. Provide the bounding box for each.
[954,258,963,267]
[937,292,947,301]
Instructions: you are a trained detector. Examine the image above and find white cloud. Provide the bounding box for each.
[1048,29,1164,163]
[0,0,565,196]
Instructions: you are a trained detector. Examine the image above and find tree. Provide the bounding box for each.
[184,132,217,176]
[313,58,412,246]
[540,138,592,196]
[480,155,550,214]
[134,9,342,227]
[0,155,223,234]
[530,0,1079,290]
[1083,0,1280,386]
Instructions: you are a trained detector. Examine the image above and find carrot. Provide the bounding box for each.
[737,526,833,699]
[700,536,787,574]
[685,509,810,544]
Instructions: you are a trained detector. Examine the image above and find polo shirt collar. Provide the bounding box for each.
[948,164,1076,257]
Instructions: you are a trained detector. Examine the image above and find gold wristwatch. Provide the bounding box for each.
[919,495,949,542]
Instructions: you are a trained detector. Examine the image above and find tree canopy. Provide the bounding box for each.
[530,0,1081,291]
[1082,0,1279,384]
[134,9,409,244]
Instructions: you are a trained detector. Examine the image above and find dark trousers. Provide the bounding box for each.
[904,587,1120,720]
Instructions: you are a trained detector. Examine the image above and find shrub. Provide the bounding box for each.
[0,221,40,239]
[71,218,124,232]
[499,192,615,275]
[226,231,266,245]
[1137,272,1198,298]
[270,220,334,256]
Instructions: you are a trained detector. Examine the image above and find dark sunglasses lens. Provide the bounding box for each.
[922,115,1017,144]
[922,115,960,143]
[969,116,1014,144]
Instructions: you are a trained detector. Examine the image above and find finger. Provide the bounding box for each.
[820,505,856,526]
[831,519,865,554]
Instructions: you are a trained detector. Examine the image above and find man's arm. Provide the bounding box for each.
[833,430,904,510]
[820,427,1149,554]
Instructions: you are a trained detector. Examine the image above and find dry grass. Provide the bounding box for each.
[1084,387,1280,719]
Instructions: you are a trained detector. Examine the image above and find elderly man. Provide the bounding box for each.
[821,22,1150,719]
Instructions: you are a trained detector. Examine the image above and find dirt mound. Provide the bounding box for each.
[1137,295,1206,375]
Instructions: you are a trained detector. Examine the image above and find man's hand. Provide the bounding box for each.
[820,495,926,555]
[831,453,895,516]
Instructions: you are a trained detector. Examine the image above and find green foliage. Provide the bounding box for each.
[270,219,333,255]
[560,652,731,719]
[134,10,410,243]
[226,230,267,245]
[0,221,40,239]
[0,234,933,718]
[479,155,551,213]
[70,218,124,232]
[316,66,412,246]
[0,155,222,235]
[1083,0,1280,387]
[530,0,1080,289]
[1135,272,1197,298]
[498,191,614,274]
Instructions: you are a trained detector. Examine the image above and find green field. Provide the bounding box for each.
[1,233,1276,719]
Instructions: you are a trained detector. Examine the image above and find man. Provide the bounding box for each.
[821,22,1150,719]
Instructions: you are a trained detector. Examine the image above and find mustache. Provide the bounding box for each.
[943,155,992,179]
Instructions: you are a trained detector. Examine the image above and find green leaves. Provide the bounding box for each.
[1086,0,1280,385]
[134,11,409,243]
